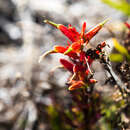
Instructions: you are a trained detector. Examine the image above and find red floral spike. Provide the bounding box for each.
[68,81,85,91]
[44,20,80,42]
[44,19,108,54]
[85,19,109,43]
[41,19,108,91]
[60,58,74,72]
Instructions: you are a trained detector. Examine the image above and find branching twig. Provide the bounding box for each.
[101,55,128,97]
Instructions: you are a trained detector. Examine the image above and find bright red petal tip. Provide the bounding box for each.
[81,22,86,37]
[85,19,108,43]
[54,46,67,53]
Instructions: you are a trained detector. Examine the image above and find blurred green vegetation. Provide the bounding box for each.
[109,38,130,62]
[46,92,127,130]
[101,0,130,16]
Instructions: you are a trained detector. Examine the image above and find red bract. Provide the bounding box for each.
[84,19,108,43]
[60,59,74,73]
[40,19,108,90]
[44,19,108,54]
[44,20,80,42]
[54,46,79,59]
[68,81,85,91]
[81,22,86,38]
[59,24,80,42]
[80,51,86,63]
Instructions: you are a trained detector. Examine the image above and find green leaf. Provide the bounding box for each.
[101,0,130,16]
[112,38,128,55]
[109,53,123,62]
[112,38,130,61]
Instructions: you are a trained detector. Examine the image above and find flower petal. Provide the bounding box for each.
[54,46,67,53]
[54,46,79,59]
[60,58,74,72]
[59,25,80,42]
[64,42,82,54]
[68,81,85,91]
[85,19,109,43]
[81,22,86,37]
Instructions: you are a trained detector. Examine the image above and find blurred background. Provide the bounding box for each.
[0,0,129,130]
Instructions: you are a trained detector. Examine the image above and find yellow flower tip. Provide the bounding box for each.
[99,18,110,26]
[43,20,48,23]
[43,20,59,28]
[64,47,73,55]
[68,86,75,91]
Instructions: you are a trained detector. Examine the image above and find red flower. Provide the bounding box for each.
[44,19,108,54]
[40,19,108,90]
[84,19,108,43]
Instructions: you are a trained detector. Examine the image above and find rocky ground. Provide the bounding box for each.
[0,0,129,130]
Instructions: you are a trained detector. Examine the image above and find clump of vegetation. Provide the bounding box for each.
[39,20,130,130]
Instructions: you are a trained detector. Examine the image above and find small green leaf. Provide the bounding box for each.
[109,53,123,62]
[112,38,128,55]
[112,38,130,61]
[101,0,130,16]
